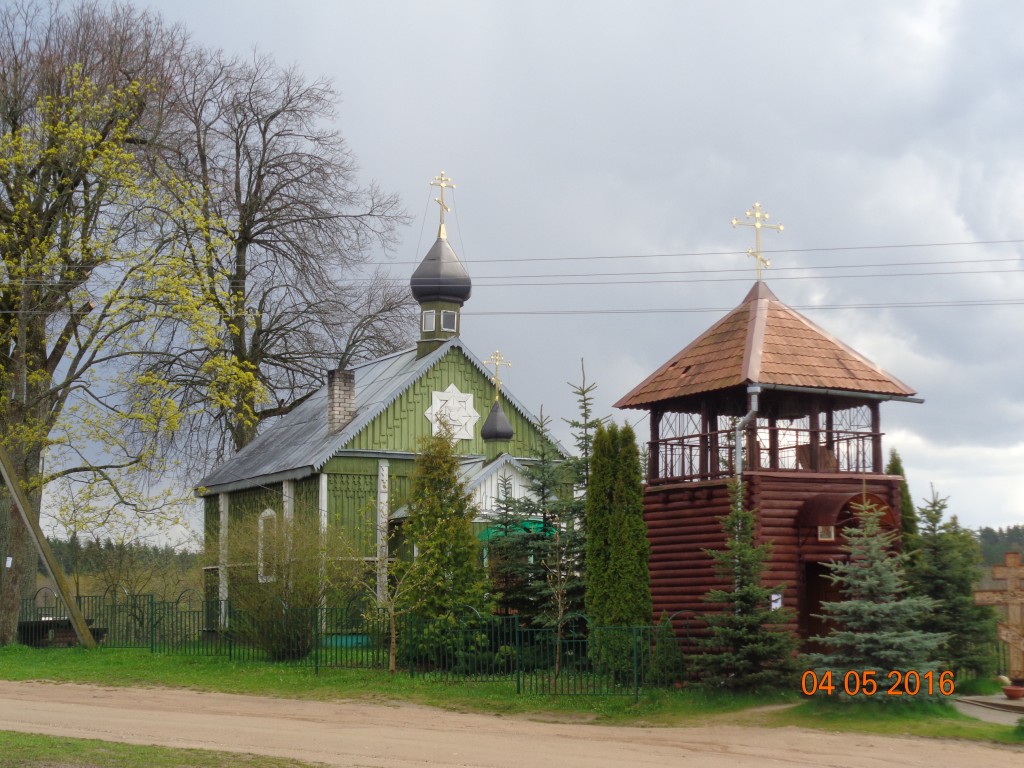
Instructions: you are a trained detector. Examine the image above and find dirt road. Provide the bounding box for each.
[0,680,1021,767]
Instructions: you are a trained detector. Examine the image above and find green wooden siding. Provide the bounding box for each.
[328,473,376,556]
[203,496,219,550]
[344,348,547,457]
[293,476,320,523]
[208,347,562,576]
[228,484,282,523]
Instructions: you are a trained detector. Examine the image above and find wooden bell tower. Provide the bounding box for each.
[614,206,922,646]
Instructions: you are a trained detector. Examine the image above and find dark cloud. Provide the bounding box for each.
[152,0,1024,527]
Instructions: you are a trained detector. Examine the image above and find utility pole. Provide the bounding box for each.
[0,445,95,648]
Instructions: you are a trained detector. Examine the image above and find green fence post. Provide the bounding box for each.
[408,614,415,679]
[515,617,522,695]
[149,595,156,653]
[633,626,640,703]
[314,606,321,676]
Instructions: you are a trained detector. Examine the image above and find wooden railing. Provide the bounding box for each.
[648,427,880,483]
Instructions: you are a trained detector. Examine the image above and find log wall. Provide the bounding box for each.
[646,471,903,647]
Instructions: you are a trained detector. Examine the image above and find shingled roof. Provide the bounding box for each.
[614,281,916,410]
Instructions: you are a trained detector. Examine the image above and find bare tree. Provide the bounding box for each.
[151,48,413,472]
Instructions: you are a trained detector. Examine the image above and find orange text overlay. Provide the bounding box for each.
[800,669,955,697]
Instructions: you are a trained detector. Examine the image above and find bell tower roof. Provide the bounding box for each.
[615,280,918,411]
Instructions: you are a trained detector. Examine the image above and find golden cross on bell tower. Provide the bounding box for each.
[731,202,784,280]
[430,170,456,239]
[484,350,511,402]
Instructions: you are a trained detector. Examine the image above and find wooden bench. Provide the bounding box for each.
[17,618,107,647]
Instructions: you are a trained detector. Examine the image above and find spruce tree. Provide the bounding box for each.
[487,475,542,619]
[585,422,651,626]
[906,489,997,677]
[810,502,944,696]
[606,423,651,626]
[518,414,582,633]
[405,431,490,620]
[695,480,799,690]
[885,448,918,539]
[561,362,601,618]
[563,361,601,492]
[584,422,616,624]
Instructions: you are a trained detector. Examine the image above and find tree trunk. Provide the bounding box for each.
[0,505,34,644]
[388,608,398,675]
[0,442,44,645]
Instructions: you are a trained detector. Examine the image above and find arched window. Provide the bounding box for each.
[257,509,277,583]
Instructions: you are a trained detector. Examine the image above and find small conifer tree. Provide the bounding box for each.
[810,502,945,697]
[885,449,918,539]
[907,489,997,677]
[405,430,490,620]
[695,480,798,690]
[584,422,651,626]
[487,475,544,619]
[561,362,601,617]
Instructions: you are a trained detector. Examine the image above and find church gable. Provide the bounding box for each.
[342,345,551,459]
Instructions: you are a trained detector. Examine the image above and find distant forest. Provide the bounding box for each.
[37,536,202,601]
[42,537,199,576]
[978,527,1024,567]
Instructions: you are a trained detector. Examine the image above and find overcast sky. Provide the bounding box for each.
[145,0,1024,531]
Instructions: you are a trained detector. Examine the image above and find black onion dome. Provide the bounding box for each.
[481,400,514,441]
[410,237,472,305]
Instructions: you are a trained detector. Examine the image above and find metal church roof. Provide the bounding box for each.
[409,235,472,305]
[197,337,556,495]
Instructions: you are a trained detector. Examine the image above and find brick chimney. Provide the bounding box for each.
[327,368,355,433]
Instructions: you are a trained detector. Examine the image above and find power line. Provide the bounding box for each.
[371,237,1024,266]
[467,257,1023,281]
[466,267,1024,288]
[464,298,1024,317]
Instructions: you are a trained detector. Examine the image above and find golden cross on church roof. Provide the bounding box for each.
[430,170,456,239]
[484,350,511,402]
[731,201,784,280]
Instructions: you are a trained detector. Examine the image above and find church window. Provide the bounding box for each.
[258,509,277,583]
[422,310,436,332]
[441,310,457,332]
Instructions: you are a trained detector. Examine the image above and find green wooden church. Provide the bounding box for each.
[198,173,560,608]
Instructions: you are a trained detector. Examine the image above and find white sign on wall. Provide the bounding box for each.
[424,384,480,440]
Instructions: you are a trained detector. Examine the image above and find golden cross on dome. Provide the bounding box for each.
[484,350,511,401]
[731,202,784,280]
[430,170,456,238]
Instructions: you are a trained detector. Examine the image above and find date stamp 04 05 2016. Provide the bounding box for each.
[800,669,956,697]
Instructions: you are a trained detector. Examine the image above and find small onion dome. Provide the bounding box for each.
[410,237,472,305]
[481,400,514,441]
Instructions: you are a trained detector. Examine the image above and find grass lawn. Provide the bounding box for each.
[0,644,1020,746]
[0,731,324,768]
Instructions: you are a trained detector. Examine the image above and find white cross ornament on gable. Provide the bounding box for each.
[424,384,480,440]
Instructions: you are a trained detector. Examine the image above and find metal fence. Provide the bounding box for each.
[18,595,687,697]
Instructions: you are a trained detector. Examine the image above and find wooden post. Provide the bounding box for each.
[0,445,96,649]
[649,409,661,480]
[768,415,779,470]
[709,407,720,476]
[825,404,835,452]
[975,552,1024,679]
[869,402,883,473]
[699,404,709,480]
[809,400,821,471]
